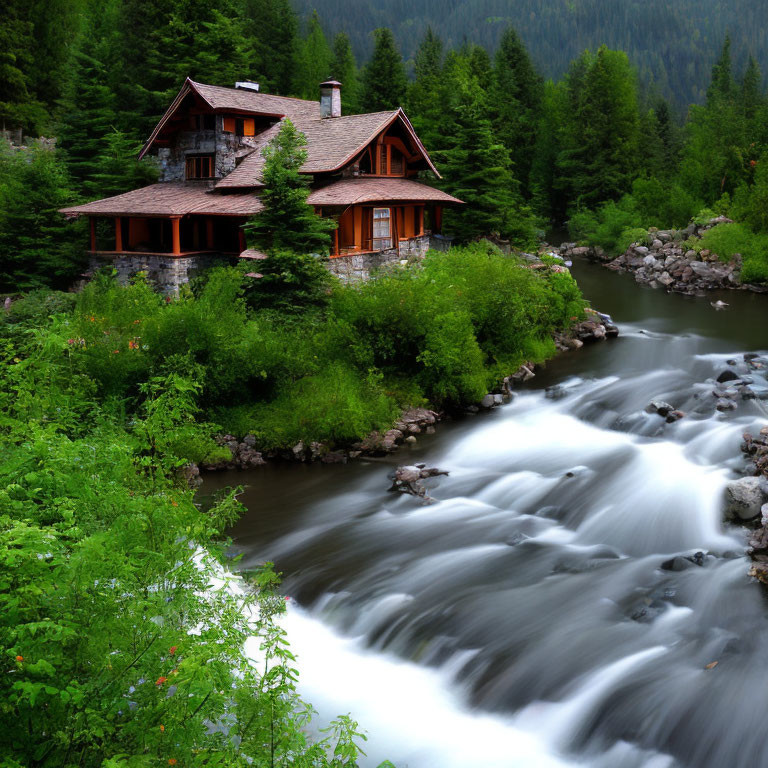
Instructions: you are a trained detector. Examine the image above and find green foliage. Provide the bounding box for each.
[0,140,84,292]
[438,51,538,246]
[0,279,383,768]
[693,222,768,283]
[244,120,336,254]
[330,32,362,114]
[293,11,333,100]
[361,28,407,111]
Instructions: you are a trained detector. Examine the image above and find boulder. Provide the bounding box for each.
[716,370,740,383]
[646,400,674,417]
[725,477,766,520]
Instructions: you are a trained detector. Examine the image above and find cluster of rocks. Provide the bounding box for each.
[728,428,768,583]
[557,217,768,295]
[388,464,449,502]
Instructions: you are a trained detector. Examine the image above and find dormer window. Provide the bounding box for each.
[377,144,406,176]
[222,117,256,137]
[185,154,215,179]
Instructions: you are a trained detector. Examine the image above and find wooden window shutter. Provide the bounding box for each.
[223,117,236,133]
[243,118,255,136]
[379,145,387,175]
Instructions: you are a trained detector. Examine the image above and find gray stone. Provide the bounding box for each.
[725,477,766,520]
[404,435,417,444]
[480,394,496,409]
[646,400,674,417]
[652,239,663,249]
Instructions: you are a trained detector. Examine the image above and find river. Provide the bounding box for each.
[204,259,768,768]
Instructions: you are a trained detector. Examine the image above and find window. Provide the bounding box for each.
[372,208,391,250]
[191,114,215,131]
[185,155,215,179]
[222,116,255,136]
[389,147,404,175]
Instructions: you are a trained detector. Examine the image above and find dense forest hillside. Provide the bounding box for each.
[293,0,768,105]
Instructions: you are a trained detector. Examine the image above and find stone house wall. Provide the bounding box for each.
[90,252,232,295]
[156,115,264,182]
[326,234,431,282]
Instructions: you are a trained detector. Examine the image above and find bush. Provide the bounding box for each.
[693,222,768,283]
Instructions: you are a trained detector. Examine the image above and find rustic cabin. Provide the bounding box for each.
[60,78,463,291]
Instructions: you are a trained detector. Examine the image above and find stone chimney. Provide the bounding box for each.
[319,80,342,118]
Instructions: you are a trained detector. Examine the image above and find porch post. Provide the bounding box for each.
[332,228,339,257]
[434,205,443,234]
[114,217,123,251]
[206,218,214,249]
[418,207,424,236]
[171,217,181,255]
[89,217,96,251]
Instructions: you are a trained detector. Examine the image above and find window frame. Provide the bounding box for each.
[372,207,392,250]
[185,154,215,180]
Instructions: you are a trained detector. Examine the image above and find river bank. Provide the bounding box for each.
[555,216,768,296]
[197,308,618,474]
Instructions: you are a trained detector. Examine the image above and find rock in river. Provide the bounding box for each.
[724,477,766,521]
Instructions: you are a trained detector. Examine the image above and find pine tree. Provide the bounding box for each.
[406,27,445,150]
[361,28,407,112]
[0,140,83,291]
[243,0,298,95]
[85,129,158,200]
[293,12,332,100]
[438,59,536,245]
[244,119,335,253]
[57,3,121,189]
[707,36,735,105]
[329,32,361,114]
[557,46,640,208]
[0,0,46,132]
[490,26,543,193]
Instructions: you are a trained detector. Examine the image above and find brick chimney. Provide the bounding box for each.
[319,80,342,118]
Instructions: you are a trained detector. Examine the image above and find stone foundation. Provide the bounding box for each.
[326,234,431,282]
[90,252,231,294]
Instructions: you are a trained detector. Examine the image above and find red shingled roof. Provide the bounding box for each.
[60,183,263,217]
[307,177,463,206]
[140,79,440,180]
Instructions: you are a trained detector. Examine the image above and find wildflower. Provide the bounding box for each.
[67,338,75,345]
[168,760,177,766]
[155,676,167,686]
[169,646,177,655]
[112,350,120,354]
[89,315,96,322]
[171,501,178,507]
[128,339,139,350]
[284,596,290,602]
[160,725,165,732]
[133,319,141,324]
[15,655,23,662]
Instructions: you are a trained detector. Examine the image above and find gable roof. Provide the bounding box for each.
[139,79,441,181]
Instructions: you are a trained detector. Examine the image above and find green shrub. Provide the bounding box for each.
[694,222,768,283]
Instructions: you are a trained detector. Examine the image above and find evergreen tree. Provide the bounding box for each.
[329,32,361,114]
[490,26,543,193]
[557,46,640,208]
[244,119,335,253]
[293,11,332,100]
[406,27,445,150]
[361,28,407,111]
[85,129,158,200]
[57,3,121,189]
[0,1,46,132]
[438,60,536,245]
[243,0,298,95]
[0,140,83,291]
[707,36,735,105]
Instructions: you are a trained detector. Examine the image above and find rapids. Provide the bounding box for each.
[207,260,768,767]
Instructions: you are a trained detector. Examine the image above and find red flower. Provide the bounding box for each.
[159,724,165,732]
[15,655,23,662]
[169,646,177,655]
[155,676,167,686]
[168,760,177,766]
[112,350,120,354]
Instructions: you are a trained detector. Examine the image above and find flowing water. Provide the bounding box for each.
[205,261,768,767]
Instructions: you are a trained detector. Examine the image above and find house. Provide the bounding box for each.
[60,78,463,291]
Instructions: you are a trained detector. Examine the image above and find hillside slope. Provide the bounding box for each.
[294,0,768,105]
